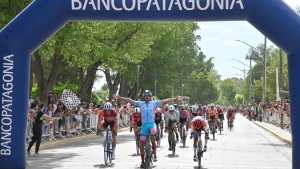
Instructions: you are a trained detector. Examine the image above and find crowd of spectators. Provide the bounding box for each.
[241,99,291,132]
[26,91,132,154]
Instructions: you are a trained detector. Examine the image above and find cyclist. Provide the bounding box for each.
[155,107,164,140]
[217,106,225,130]
[99,102,118,160]
[227,106,236,128]
[190,116,209,161]
[132,107,142,154]
[165,105,180,150]
[207,104,218,134]
[115,90,181,168]
[178,105,190,143]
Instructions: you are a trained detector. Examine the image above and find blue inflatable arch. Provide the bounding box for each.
[0,0,299,168]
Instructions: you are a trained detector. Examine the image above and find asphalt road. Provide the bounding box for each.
[27,114,292,169]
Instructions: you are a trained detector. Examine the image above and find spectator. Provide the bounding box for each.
[27,103,56,156]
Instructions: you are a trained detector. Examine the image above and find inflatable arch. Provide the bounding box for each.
[0,0,300,168]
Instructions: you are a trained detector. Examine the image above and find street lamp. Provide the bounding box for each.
[236,38,267,102]
[231,57,253,102]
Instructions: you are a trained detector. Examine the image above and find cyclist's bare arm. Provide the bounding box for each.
[115,95,136,105]
[161,96,182,105]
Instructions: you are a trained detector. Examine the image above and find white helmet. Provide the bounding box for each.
[104,102,113,110]
[156,107,162,112]
[134,107,141,113]
[169,105,175,111]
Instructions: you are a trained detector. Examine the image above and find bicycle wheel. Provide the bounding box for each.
[212,124,215,140]
[229,120,233,131]
[135,133,140,155]
[103,139,108,166]
[171,129,176,156]
[145,137,152,169]
[156,126,161,147]
[197,138,203,169]
[219,120,222,135]
[182,126,186,147]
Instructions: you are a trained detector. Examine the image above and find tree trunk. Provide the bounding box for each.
[119,77,128,97]
[104,69,121,100]
[32,53,45,102]
[79,61,102,103]
[31,39,64,103]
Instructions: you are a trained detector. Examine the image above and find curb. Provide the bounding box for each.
[254,121,292,145]
[39,127,129,150]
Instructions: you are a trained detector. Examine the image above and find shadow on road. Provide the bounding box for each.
[193,166,208,169]
[128,153,139,157]
[179,145,190,148]
[166,154,179,158]
[93,163,115,168]
[27,152,79,169]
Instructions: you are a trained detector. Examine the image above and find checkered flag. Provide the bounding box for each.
[60,89,81,110]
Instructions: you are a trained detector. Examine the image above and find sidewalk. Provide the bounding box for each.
[39,127,129,150]
[254,121,292,145]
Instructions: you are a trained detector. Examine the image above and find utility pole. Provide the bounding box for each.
[249,57,253,103]
[279,49,283,96]
[232,66,247,80]
[263,36,267,102]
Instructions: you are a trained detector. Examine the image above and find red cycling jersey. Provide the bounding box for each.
[180,110,189,119]
[99,109,117,122]
[132,112,141,127]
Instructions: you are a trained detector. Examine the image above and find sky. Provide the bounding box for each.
[198,0,300,80]
[93,0,300,90]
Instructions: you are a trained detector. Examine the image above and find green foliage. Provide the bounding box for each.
[91,89,109,104]
[52,83,80,96]
[1,2,221,103]
[242,45,289,102]
[234,94,244,105]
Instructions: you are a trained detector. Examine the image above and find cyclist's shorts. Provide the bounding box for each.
[103,121,115,130]
[140,122,157,136]
[179,117,188,123]
[218,114,224,120]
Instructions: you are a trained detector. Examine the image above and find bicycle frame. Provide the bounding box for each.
[194,130,206,169]
[168,124,177,156]
[103,126,113,166]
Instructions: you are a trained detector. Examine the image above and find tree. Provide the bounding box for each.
[219,79,238,105]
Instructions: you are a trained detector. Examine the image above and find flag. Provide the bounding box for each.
[60,89,81,110]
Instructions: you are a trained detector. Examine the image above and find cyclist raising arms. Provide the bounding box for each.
[115,90,181,168]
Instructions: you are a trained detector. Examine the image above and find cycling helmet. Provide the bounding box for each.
[169,105,175,111]
[134,107,141,113]
[156,107,162,112]
[144,90,152,97]
[104,102,113,110]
